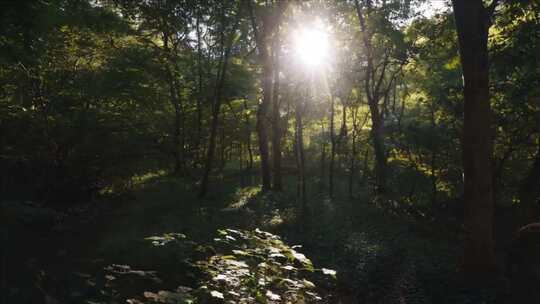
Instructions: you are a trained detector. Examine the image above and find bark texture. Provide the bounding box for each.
[452,0,497,279]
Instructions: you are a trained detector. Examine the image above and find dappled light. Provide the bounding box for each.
[2,0,540,303]
[97,229,336,303]
[225,186,261,210]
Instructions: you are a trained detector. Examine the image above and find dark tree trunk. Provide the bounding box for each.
[354,0,392,194]
[320,121,327,189]
[248,0,288,192]
[452,0,497,279]
[199,94,222,197]
[243,98,254,170]
[519,144,540,222]
[430,102,438,207]
[162,32,184,175]
[199,7,239,198]
[329,94,336,198]
[271,26,282,191]
[369,104,387,194]
[219,114,226,170]
[363,147,370,180]
[256,39,273,191]
[195,11,204,163]
[249,4,273,192]
[172,98,183,174]
[295,99,307,211]
[349,106,359,199]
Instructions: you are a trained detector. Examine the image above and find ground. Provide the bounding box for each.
[1,173,508,303]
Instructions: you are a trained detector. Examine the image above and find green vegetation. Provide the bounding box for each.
[1,0,540,303]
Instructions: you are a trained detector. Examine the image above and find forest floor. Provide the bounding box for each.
[2,172,515,304]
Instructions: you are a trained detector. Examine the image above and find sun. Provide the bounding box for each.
[295,28,329,67]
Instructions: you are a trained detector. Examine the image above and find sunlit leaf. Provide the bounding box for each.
[302,279,315,289]
[266,290,281,301]
[321,268,337,278]
[210,290,224,299]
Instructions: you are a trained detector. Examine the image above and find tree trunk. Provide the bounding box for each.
[172,98,183,174]
[219,114,226,170]
[248,0,288,192]
[349,106,359,199]
[519,143,540,222]
[329,94,336,198]
[195,11,204,163]
[295,99,307,211]
[320,121,327,189]
[452,0,497,279]
[199,94,221,197]
[430,102,438,207]
[162,32,184,175]
[199,7,239,198]
[271,26,282,191]
[250,7,274,192]
[354,0,390,194]
[256,41,273,191]
[243,98,254,170]
[363,147,370,180]
[369,104,387,194]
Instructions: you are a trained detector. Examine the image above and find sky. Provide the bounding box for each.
[417,0,450,18]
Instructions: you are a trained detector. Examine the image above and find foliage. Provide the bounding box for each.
[2,0,540,303]
[105,229,336,304]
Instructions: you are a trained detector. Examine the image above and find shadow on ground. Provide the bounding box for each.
[1,173,510,303]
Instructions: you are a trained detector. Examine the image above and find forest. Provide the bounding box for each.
[1,0,540,303]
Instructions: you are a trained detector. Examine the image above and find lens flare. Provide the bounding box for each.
[295,28,329,67]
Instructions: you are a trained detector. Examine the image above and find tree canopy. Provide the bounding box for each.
[2,0,540,303]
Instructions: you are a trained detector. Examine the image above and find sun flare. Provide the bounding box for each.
[295,28,329,67]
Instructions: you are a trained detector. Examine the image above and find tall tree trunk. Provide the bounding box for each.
[329,94,336,198]
[248,0,288,192]
[430,102,438,207]
[369,104,387,194]
[199,96,222,197]
[162,32,183,175]
[249,4,273,192]
[172,97,183,174]
[219,113,226,170]
[243,98,254,170]
[271,26,282,191]
[320,121,327,189]
[354,0,390,194]
[349,106,358,199]
[363,147,370,180]
[295,98,307,211]
[256,41,273,191]
[195,11,204,163]
[199,6,239,198]
[452,0,498,279]
[519,143,540,222]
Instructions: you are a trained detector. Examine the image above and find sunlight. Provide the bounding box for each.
[417,0,448,18]
[294,27,329,67]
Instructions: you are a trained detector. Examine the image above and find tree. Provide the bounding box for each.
[353,0,408,194]
[199,1,241,197]
[248,0,288,192]
[271,12,285,191]
[295,83,308,211]
[451,0,499,279]
[490,0,540,220]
